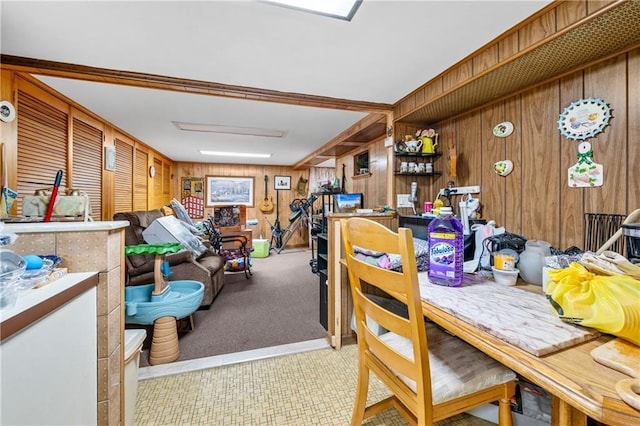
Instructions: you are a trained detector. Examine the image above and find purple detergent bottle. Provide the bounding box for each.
[427,206,464,286]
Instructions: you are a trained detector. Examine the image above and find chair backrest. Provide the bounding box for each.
[341,218,433,413]
[584,212,626,253]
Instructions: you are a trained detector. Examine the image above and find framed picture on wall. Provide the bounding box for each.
[274,175,291,190]
[181,177,205,218]
[205,176,254,207]
[104,146,116,171]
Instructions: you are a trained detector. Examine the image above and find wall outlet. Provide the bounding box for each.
[443,185,481,195]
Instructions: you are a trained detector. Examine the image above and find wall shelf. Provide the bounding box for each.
[352,172,372,179]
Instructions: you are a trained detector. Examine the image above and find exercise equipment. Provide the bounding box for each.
[267,193,318,254]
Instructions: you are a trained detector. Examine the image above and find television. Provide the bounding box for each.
[333,193,363,213]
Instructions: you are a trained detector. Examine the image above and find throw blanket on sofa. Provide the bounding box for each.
[353,238,429,272]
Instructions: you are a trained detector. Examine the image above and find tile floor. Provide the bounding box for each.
[135,341,495,425]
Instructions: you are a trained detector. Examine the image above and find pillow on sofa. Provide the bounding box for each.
[170,198,196,227]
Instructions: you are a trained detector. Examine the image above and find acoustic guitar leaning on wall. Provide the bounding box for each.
[260,175,274,213]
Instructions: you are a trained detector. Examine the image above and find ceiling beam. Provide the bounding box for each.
[1,55,394,113]
[294,112,387,169]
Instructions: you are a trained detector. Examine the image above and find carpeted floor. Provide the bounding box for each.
[138,248,327,367]
[135,344,495,425]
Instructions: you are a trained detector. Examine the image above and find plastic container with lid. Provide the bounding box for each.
[518,240,552,285]
[427,206,464,287]
[124,329,146,426]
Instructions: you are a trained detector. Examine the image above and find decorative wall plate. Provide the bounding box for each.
[558,97,611,140]
[493,160,513,177]
[0,100,16,123]
[493,121,514,138]
[568,141,603,187]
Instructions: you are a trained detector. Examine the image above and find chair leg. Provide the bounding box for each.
[351,362,370,426]
[497,395,513,426]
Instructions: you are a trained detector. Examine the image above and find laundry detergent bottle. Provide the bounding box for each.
[427,206,464,286]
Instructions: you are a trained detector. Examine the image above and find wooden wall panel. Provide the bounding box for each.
[472,45,498,74]
[518,9,556,50]
[174,163,311,247]
[114,137,133,214]
[442,60,473,92]
[479,104,505,225]
[388,50,638,249]
[558,71,585,249]
[555,0,587,31]
[504,97,522,232]
[152,157,163,209]
[583,55,627,215]
[453,113,480,197]
[71,115,103,219]
[133,148,148,211]
[520,82,560,243]
[347,138,388,209]
[629,49,640,211]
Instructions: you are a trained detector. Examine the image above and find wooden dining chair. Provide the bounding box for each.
[341,217,517,426]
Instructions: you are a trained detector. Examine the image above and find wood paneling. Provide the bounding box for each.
[388,50,637,249]
[15,85,68,215]
[479,104,505,225]
[583,54,627,215]
[555,0,587,31]
[133,147,148,211]
[174,163,311,248]
[114,136,133,214]
[518,9,556,50]
[504,97,522,233]
[629,49,640,211]
[558,71,585,249]
[71,113,103,219]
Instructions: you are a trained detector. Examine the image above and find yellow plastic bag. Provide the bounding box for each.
[547,263,640,345]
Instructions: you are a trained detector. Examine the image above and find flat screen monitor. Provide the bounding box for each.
[333,193,363,213]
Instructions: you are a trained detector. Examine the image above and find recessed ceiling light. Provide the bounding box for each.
[200,151,272,158]
[260,0,362,21]
[174,121,286,138]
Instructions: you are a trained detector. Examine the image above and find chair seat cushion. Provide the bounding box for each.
[379,323,516,404]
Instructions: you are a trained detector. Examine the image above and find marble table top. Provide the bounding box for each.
[417,273,600,356]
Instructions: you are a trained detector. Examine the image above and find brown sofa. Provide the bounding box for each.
[114,209,225,308]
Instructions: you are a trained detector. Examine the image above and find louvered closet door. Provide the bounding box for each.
[16,90,68,215]
[114,137,134,213]
[163,163,171,206]
[72,116,103,219]
[133,148,148,211]
[153,157,163,207]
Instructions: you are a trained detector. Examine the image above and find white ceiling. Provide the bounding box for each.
[1,0,551,166]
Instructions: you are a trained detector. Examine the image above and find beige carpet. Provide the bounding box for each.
[135,344,496,425]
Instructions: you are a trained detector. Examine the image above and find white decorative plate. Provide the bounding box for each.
[493,121,514,138]
[558,97,611,140]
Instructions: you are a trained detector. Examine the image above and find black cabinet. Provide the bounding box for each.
[317,233,328,330]
[309,191,341,274]
[309,192,341,330]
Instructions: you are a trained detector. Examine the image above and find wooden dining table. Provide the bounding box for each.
[412,273,640,426]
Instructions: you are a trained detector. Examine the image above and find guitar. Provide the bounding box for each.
[259,175,274,212]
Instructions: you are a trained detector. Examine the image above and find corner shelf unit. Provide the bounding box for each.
[309,191,342,331]
[393,152,442,176]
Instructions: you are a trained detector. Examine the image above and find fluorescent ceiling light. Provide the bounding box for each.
[261,0,361,21]
[174,121,286,138]
[200,151,272,158]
